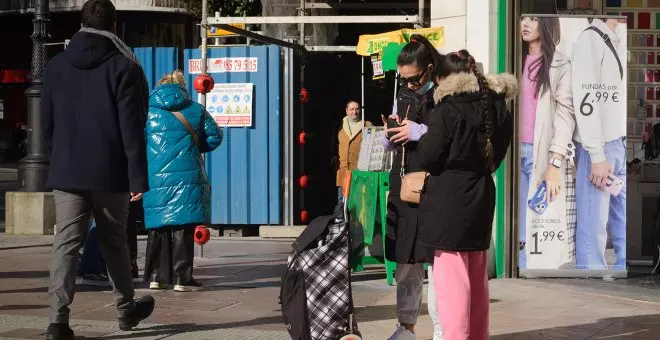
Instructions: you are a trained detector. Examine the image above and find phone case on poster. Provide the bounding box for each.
[603,174,624,197]
[528,181,548,215]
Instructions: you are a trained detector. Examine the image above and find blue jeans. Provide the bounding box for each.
[575,138,627,270]
[518,143,534,270]
[78,219,107,276]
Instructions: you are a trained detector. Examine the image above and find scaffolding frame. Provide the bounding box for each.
[199,0,427,226]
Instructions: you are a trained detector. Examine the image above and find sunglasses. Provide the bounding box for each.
[398,67,428,87]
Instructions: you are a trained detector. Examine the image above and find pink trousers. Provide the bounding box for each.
[433,250,489,340]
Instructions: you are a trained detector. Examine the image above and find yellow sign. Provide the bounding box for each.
[207,24,246,37]
[356,27,445,56]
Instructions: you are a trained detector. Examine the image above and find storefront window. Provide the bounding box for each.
[521,0,601,15]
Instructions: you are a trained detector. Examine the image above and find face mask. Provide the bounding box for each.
[415,81,434,95]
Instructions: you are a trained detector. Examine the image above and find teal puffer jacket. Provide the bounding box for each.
[143,84,223,229]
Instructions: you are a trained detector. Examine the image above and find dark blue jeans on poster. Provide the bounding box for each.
[78,219,107,276]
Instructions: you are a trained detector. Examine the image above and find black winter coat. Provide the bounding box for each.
[42,32,149,193]
[385,85,435,264]
[417,72,517,255]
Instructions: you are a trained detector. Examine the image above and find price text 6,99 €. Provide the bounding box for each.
[579,85,620,117]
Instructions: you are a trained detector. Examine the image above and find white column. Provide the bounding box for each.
[430,0,467,53]
[431,0,500,73]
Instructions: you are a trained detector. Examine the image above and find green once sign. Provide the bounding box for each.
[402,32,441,44]
[367,39,390,55]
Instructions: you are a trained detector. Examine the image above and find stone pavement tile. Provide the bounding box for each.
[200,263,286,288]
[619,313,660,326]
[141,294,240,312]
[167,307,285,332]
[0,302,50,318]
[503,325,603,339]
[0,235,54,250]
[0,327,45,339]
[0,313,292,339]
[72,304,182,325]
[142,286,285,331]
[594,320,660,339]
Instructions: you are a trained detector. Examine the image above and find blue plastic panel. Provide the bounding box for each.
[183,45,281,225]
[133,47,178,90]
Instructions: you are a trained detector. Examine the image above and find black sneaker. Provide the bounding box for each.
[118,295,155,331]
[80,273,111,287]
[45,323,74,340]
[174,279,203,292]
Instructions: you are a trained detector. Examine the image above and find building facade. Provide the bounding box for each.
[432,0,660,277]
[0,0,197,166]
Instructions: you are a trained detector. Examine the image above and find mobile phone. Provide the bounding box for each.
[603,174,624,197]
[386,118,400,139]
[528,181,548,215]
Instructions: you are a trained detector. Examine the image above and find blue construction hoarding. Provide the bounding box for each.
[134,45,282,226]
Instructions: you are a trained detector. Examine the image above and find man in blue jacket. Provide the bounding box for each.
[42,0,154,339]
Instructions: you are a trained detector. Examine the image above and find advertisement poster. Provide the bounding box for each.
[518,15,627,275]
[204,83,254,127]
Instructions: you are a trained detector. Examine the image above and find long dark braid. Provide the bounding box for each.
[457,50,495,171]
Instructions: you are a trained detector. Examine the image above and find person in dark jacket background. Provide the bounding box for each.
[417,50,516,340]
[143,70,223,293]
[42,0,155,339]
[381,34,443,340]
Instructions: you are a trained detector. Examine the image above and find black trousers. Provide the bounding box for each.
[144,225,194,285]
[127,201,143,275]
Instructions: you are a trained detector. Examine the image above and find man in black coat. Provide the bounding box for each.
[43,1,154,339]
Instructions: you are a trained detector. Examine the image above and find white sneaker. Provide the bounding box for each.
[149,282,168,290]
[387,324,416,340]
[433,327,443,340]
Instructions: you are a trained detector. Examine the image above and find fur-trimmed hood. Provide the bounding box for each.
[433,72,519,104]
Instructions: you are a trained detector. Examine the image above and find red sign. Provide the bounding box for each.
[0,69,29,84]
[188,58,258,74]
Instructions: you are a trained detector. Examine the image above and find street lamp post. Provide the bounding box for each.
[18,0,51,192]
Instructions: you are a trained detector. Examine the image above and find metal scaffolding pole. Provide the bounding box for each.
[207,15,419,25]
[200,0,209,108]
[202,1,427,226]
[418,0,425,27]
[299,0,305,44]
[305,2,420,9]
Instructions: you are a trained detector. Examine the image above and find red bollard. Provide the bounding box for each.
[194,225,211,257]
[299,175,309,189]
[193,74,215,94]
[300,88,309,104]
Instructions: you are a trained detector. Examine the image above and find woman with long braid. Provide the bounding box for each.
[417,50,516,339]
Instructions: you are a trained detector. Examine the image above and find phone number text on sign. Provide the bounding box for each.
[188,58,258,74]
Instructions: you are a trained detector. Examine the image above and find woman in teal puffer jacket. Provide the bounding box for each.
[143,70,223,292]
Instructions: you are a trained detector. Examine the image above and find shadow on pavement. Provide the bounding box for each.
[490,314,660,340]
[0,270,49,279]
[97,312,660,340]
[0,286,48,294]
[100,321,287,339]
[0,304,49,311]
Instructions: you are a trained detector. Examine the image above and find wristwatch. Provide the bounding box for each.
[549,158,562,169]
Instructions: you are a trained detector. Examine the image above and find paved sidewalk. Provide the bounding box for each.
[1,237,660,339]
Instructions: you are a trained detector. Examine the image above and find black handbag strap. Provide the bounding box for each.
[585,26,623,80]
